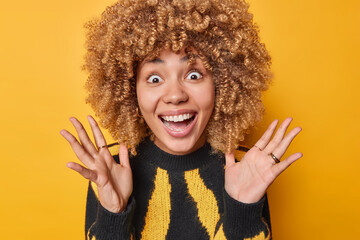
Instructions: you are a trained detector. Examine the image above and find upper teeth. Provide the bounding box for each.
[161,113,194,122]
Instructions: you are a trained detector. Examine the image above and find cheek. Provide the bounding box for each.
[196,84,215,114]
[137,88,157,115]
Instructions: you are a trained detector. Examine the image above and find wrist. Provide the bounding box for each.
[99,197,128,214]
[225,186,264,204]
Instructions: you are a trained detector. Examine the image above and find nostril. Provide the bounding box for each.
[163,91,189,104]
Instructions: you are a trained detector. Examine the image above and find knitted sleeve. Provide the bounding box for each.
[84,181,136,240]
[221,191,271,240]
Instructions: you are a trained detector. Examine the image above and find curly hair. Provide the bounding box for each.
[83,0,271,155]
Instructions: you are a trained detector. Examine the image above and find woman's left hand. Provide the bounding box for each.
[224,117,303,203]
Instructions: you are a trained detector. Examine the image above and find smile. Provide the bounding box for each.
[159,112,197,137]
[161,113,194,122]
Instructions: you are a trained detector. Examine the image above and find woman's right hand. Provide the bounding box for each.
[60,116,133,213]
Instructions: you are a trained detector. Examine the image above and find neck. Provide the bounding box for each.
[136,137,214,171]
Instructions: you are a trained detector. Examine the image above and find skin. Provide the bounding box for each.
[224,118,302,203]
[60,116,132,213]
[61,48,302,213]
[136,48,215,155]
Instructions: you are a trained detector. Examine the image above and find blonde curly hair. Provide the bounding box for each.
[83,0,271,155]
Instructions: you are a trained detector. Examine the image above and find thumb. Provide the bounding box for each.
[119,144,130,168]
[225,152,235,167]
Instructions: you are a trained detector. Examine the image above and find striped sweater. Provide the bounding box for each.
[85,138,271,239]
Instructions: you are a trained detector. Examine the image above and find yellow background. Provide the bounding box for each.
[0,0,359,239]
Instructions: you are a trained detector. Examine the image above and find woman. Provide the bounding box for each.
[61,0,302,239]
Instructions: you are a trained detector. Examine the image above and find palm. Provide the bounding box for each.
[61,116,133,213]
[225,118,302,203]
[90,151,132,213]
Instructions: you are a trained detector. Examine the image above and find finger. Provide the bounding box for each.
[263,117,293,154]
[254,119,279,150]
[66,162,97,182]
[272,152,303,176]
[271,127,302,160]
[225,152,235,167]
[60,129,94,167]
[87,115,107,149]
[119,144,130,168]
[69,117,98,157]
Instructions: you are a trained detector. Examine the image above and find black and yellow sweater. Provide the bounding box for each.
[85,138,271,240]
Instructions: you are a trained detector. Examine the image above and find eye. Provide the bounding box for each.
[187,71,202,80]
[147,74,163,84]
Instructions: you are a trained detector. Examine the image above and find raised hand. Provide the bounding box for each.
[224,117,302,203]
[60,116,133,213]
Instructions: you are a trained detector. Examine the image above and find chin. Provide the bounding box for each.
[154,132,205,155]
[169,140,196,155]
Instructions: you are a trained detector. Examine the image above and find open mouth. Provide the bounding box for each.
[159,113,196,132]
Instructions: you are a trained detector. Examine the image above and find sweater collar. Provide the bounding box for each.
[136,137,213,171]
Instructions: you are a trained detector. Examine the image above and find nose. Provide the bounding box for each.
[162,81,189,105]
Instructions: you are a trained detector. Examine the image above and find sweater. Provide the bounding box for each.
[85,138,271,240]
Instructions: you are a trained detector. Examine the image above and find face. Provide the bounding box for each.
[136,48,215,155]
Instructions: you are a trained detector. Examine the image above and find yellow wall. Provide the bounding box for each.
[0,0,359,239]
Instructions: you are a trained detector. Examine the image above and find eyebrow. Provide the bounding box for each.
[143,54,199,65]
